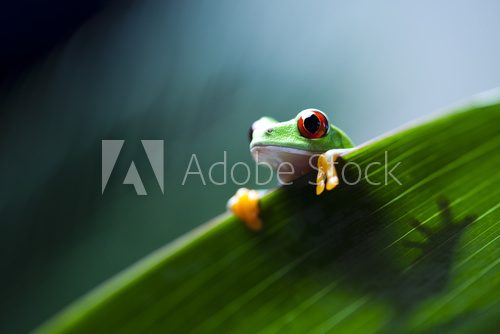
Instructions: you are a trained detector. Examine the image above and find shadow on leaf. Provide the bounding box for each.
[258,160,475,329]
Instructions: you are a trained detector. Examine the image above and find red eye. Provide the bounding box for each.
[297,109,329,139]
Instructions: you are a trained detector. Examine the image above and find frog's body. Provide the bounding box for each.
[249,112,354,182]
[228,109,355,231]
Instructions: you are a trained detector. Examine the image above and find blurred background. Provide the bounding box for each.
[0,0,499,332]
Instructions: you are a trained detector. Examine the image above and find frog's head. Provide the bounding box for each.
[248,109,353,180]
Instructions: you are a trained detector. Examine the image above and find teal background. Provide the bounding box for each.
[1,0,499,332]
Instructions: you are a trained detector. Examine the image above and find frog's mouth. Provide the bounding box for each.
[250,145,320,182]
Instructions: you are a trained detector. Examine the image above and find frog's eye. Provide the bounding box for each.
[297,109,329,139]
[248,125,254,142]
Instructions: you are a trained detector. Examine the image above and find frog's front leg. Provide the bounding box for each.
[316,148,354,195]
[227,188,267,231]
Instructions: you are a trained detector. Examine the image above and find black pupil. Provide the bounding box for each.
[304,114,320,134]
[248,126,253,142]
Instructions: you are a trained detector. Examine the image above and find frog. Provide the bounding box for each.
[227,109,355,231]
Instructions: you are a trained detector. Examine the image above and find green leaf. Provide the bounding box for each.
[37,90,500,333]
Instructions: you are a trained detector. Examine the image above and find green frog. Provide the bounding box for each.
[228,109,355,231]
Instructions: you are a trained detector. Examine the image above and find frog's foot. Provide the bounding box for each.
[316,150,342,195]
[227,188,262,231]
